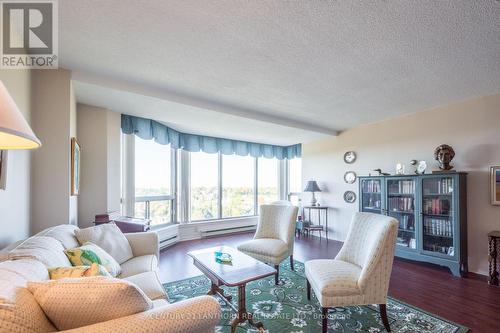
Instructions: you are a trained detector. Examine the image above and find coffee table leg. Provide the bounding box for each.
[208,282,232,302]
[230,284,264,333]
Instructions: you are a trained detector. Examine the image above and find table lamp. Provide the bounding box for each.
[304,180,321,206]
[0,81,41,149]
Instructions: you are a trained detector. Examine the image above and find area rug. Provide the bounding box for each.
[164,261,468,333]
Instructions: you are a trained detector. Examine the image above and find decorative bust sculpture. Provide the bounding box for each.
[434,144,455,171]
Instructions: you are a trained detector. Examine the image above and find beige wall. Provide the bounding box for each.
[303,93,500,275]
[31,69,76,233]
[77,104,121,228]
[0,70,32,247]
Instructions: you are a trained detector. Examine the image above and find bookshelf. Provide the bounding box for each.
[359,173,468,277]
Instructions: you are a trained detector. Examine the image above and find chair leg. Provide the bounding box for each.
[306,279,311,301]
[379,304,391,332]
[321,307,328,333]
[274,265,279,285]
[290,255,295,271]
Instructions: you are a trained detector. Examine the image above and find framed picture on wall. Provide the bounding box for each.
[0,150,7,190]
[491,166,500,205]
[71,138,81,196]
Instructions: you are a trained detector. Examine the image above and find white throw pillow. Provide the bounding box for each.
[8,236,72,268]
[27,276,153,331]
[75,223,133,264]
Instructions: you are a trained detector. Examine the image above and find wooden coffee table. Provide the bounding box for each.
[188,246,277,333]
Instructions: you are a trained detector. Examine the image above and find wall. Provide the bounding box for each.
[0,70,32,247]
[302,93,500,275]
[31,69,76,233]
[77,104,121,228]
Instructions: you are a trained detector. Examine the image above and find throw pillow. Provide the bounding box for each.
[8,236,72,268]
[48,263,110,280]
[27,277,153,330]
[64,242,121,277]
[75,223,133,264]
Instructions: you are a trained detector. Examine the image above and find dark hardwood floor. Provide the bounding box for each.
[159,232,500,333]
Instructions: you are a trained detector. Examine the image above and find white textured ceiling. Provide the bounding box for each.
[62,0,500,144]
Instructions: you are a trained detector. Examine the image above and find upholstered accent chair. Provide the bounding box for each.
[237,202,299,284]
[305,212,398,332]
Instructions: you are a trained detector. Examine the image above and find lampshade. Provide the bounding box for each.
[0,81,41,149]
[304,180,321,192]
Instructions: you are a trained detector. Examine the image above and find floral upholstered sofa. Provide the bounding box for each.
[0,224,220,333]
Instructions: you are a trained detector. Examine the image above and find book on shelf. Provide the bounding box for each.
[423,198,451,215]
[363,180,381,193]
[424,218,453,237]
[389,196,414,212]
[396,214,414,231]
[393,180,415,194]
[424,178,453,195]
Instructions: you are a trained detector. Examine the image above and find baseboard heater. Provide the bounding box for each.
[200,225,256,238]
[159,235,178,249]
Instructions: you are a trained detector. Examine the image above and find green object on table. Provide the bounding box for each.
[214,251,233,263]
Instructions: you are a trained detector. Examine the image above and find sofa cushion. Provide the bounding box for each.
[305,259,362,297]
[123,271,167,300]
[28,276,153,331]
[48,263,111,280]
[75,223,133,264]
[119,254,158,278]
[35,224,80,249]
[65,242,122,277]
[8,236,72,268]
[0,259,56,333]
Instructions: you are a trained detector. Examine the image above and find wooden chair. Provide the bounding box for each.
[305,212,398,332]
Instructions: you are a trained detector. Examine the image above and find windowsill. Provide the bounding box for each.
[150,222,178,231]
[189,215,258,224]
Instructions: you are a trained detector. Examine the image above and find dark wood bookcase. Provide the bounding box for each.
[359,172,467,276]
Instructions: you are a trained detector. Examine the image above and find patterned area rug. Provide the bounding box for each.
[164,261,468,333]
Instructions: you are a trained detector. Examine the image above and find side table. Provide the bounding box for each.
[302,206,329,242]
[488,231,500,286]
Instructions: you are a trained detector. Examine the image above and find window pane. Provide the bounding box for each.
[258,158,279,205]
[222,155,255,217]
[190,152,219,220]
[150,200,171,226]
[135,137,171,196]
[288,158,302,193]
[134,137,172,225]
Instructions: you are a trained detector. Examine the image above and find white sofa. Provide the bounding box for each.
[0,224,221,333]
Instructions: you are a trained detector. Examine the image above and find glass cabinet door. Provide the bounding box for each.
[421,177,455,257]
[387,178,417,249]
[361,179,383,214]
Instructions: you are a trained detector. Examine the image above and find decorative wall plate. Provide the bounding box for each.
[344,171,357,184]
[344,191,356,203]
[344,151,356,164]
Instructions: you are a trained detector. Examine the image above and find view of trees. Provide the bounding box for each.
[135,186,278,224]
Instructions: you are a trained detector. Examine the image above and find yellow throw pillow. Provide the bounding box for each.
[48,263,110,280]
[64,242,121,277]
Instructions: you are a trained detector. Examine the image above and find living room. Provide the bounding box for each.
[0,1,499,332]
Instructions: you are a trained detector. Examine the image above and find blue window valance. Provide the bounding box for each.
[121,114,301,160]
